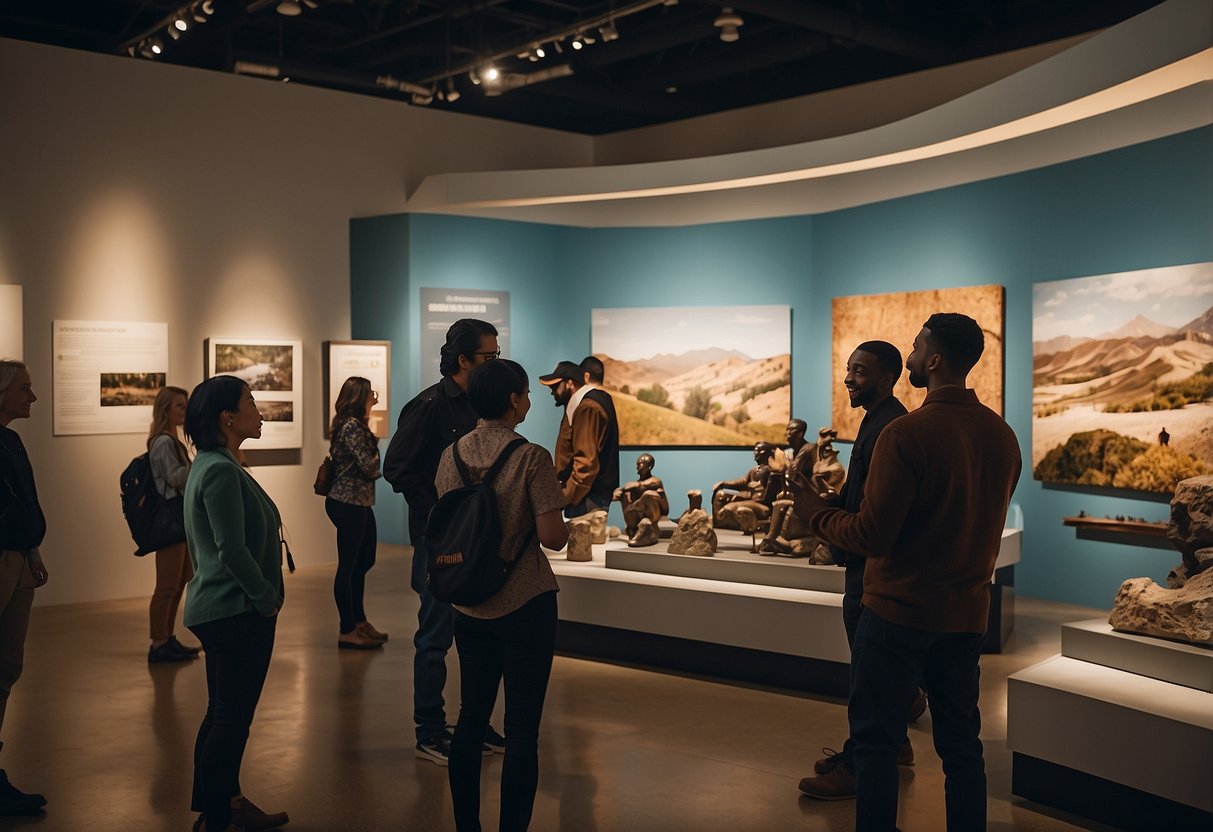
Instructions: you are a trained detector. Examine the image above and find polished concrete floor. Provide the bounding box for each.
[3,545,1121,831]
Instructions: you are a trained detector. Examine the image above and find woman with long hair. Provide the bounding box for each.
[325,376,386,650]
[145,385,199,663]
[435,359,569,832]
[183,376,289,832]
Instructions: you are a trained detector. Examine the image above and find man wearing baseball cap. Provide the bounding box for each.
[540,360,619,518]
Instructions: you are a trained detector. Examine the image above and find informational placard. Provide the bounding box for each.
[53,320,169,436]
[205,337,303,449]
[419,288,509,381]
[324,340,391,439]
[0,285,21,360]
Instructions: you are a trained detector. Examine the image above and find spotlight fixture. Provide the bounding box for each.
[174,17,188,31]
[277,0,302,15]
[714,7,743,42]
[571,36,583,51]
[483,65,500,83]
[202,0,215,13]
[552,40,563,54]
[168,26,181,40]
[599,20,619,42]
[411,91,434,106]
[150,38,163,55]
[445,78,461,103]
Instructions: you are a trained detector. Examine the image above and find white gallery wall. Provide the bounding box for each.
[0,37,592,607]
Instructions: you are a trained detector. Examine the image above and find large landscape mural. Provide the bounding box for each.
[591,305,791,447]
[1032,262,1213,494]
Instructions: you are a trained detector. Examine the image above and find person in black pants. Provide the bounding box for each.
[434,360,569,831]
[324,376,386,650]
[384,318,507,765]
[183,377,289,832]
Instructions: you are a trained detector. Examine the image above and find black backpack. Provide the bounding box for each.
[424,437,534,606]
[120,453,186,557]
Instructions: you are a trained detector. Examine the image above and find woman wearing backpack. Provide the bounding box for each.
[434,359,569,832]
[183,376,289,832]
[324,376,386,650]
[145,385,199,664]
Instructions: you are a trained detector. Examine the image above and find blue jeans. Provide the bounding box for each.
[849,608,986,832]
[412,539,454,743]
[449,591,557,832]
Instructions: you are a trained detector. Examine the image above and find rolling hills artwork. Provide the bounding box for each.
[831,285,1005,441]
[591,305,791,447]
[1033,262,1213,494]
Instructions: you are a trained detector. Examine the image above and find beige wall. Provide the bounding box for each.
[0,37,591,607]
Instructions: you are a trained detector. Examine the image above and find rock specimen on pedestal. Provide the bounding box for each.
[1109,474,1213,644]
[806,542,834,565]
[587,510,608,545]
[667,508,717,557]
[1109,568,1213,644]
[1166,475,1213,588]
[607,525,622,539]
[566,518,593,562]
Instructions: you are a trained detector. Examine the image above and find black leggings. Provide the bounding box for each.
[189,612,276,827]
[449,591,558,832]
[325,498,378,633]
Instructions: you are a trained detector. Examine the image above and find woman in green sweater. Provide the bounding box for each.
[182,376,289,832]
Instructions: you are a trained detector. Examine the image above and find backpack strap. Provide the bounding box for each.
[484,437,528,486]
[451,437,473,486]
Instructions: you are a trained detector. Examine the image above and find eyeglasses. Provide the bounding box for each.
[475,351,501,360]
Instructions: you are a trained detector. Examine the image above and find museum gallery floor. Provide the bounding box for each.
[8,546,1126,832]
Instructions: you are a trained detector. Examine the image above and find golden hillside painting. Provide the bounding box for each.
[1033,263,1213,494]
[831,285,1004,441]
[591,305,791,447]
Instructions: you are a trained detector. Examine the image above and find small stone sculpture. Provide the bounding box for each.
[668,509,717,557]
[628,517,659,548]
[1109,475,1213,644]
[760,427,845,558]
[613,454,670,546]
[587,509,608,545]
[712,441,781,531]
[566,518,593,562]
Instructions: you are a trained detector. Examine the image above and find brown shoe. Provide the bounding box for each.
[812,747,845,775]
[230,795,289,830]
[356,621,389,642]
[908,687,927,722]
[337,630,383,651]
[798,764,856,800]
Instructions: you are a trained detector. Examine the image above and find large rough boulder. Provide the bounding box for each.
[1109,568,1213,645]
[667,509,717,557]
[1167,475,1213,586]
[566,518,593,562]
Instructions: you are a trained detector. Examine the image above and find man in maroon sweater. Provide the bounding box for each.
[790,313,1021,832]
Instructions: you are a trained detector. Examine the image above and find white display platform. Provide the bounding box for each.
[1061,619,1213,692]
[604,529,846,593]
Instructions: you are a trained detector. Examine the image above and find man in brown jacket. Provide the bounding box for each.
[540,360,619,517]
[790,313,1021,831]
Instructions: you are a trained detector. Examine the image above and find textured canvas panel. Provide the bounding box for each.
[1032,263,1213,494]
[592,305,791,448]
[831,285,1005,441]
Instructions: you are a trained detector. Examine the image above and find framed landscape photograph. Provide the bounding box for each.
[205,337,303,449]
[1032,262,1213,494]
[591,304,791,448]
[324,340,392,439]
[831,285,1005,442]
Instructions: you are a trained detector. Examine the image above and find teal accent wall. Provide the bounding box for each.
[352,126,1213,609]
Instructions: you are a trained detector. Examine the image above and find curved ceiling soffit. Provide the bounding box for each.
[405,1,1213,222]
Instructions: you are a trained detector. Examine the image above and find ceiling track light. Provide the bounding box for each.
[277,1,302,15]
[599,20,619,42]
[714,7,743,42]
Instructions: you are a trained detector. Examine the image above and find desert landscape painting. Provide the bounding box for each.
[591,305,791,447]
[831,285,1004,441]
[1033,263,1213,494]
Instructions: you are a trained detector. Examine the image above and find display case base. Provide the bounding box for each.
[1061,618,1213,691]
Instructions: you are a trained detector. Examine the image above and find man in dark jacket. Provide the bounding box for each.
[797,341,910,796]
[383,320,504,765]
[791,314,1021,830]
[0,360,49,816]
[541,360,619,517]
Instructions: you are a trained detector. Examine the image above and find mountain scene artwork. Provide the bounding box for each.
[591,305,791,447]
[1033,262,1213,494]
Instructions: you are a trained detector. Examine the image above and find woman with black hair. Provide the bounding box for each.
[182,376,289,832]
[325,375,385,650]
[435,359,569,832]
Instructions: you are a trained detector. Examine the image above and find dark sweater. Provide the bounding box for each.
[829,394,907,566]
[0,425,46,552]
[803,386,1021,633]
